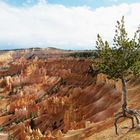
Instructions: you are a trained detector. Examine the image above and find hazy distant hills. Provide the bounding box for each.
[0,47,74,60]
[0,47,95,61]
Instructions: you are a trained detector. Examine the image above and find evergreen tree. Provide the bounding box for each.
[95,16,140,134]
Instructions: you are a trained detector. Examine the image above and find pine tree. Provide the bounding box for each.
[95,16,140,135]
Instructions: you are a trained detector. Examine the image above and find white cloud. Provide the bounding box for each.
[0,1,140,50]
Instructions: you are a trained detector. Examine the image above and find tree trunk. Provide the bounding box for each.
[121,78,127,114]
[114,78,140,135]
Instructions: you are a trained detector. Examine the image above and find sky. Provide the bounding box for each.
[0,0,140,50]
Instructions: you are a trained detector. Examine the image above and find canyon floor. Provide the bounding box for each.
[0,48,140,140]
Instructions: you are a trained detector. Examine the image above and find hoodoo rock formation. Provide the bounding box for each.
[1,52,136,140]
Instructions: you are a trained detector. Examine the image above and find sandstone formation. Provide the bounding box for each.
[0,55,123,140]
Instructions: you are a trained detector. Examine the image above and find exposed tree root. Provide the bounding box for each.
[114,108,140,135]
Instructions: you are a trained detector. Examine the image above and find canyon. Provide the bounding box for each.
[0,48,140,140]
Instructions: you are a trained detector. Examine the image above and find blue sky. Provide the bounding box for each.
[5,0,140,8]
[48,0,140,8]
[0,0,140,50]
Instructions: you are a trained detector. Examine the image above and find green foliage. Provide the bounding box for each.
[35,98,41,104]
[30,112,37,119]
[29,114,35,130]
[0,96,4,99]
[60,78,66,85]
[95,16,140,80]
[8,134,17,140]
[15,118,20,124]
[69,51,98,58]
[0,126,4,131]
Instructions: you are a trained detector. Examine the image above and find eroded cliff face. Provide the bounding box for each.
[0,58,121,140]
